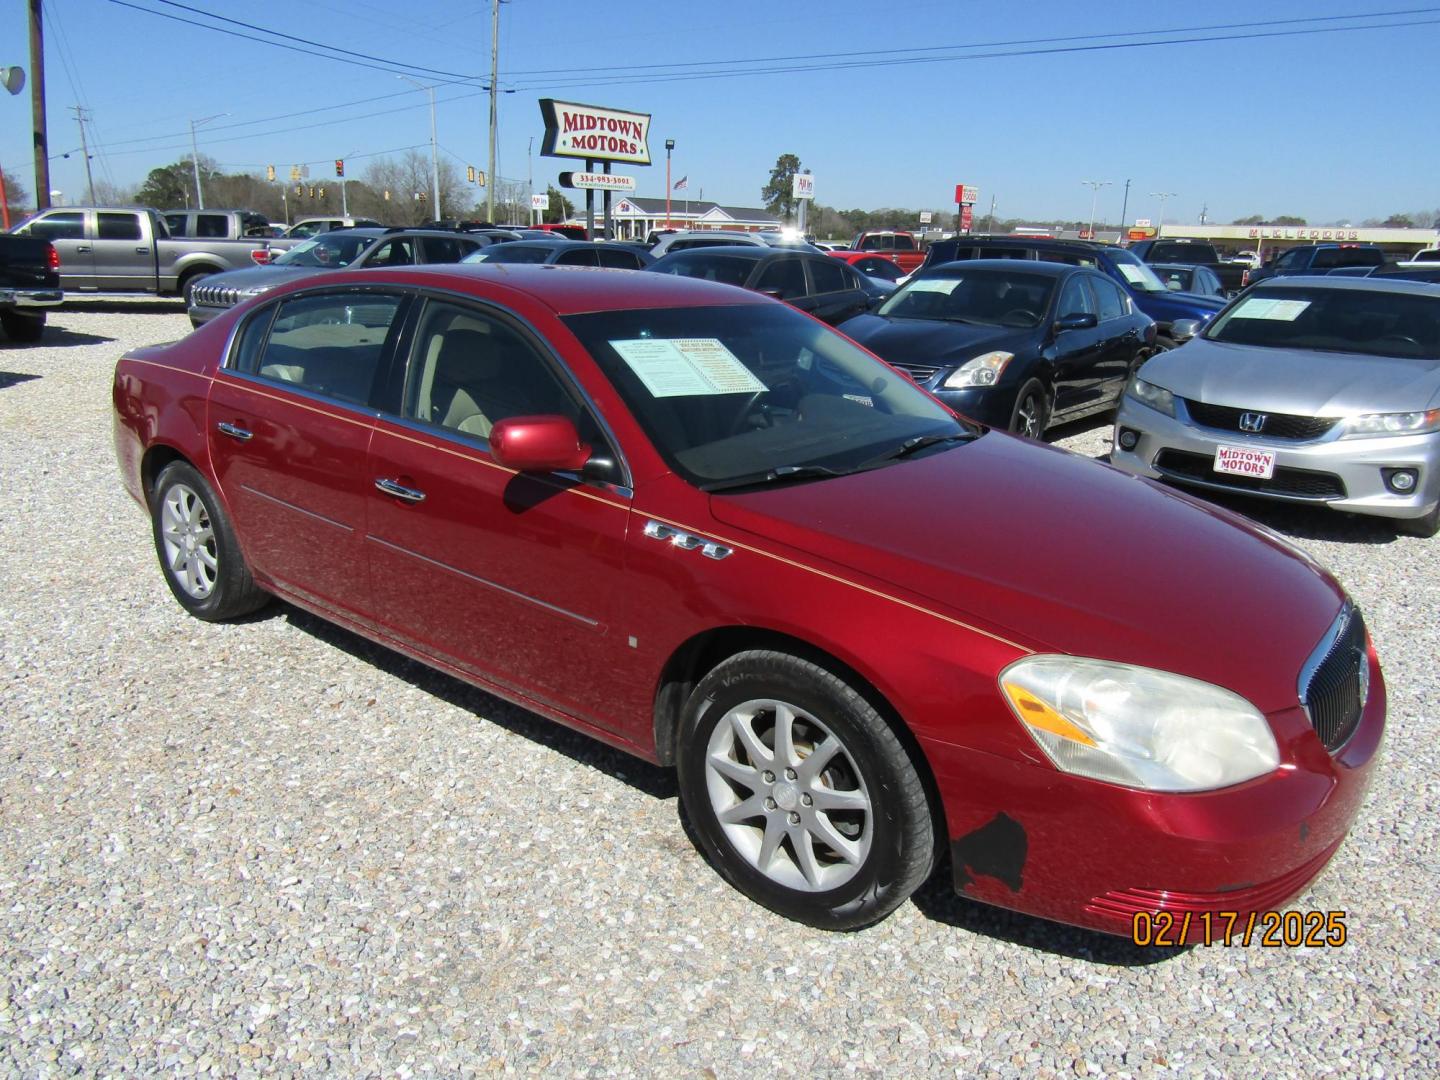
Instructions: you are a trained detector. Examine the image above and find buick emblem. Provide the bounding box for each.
[1238,412,1267,433]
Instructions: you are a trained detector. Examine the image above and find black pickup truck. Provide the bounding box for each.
[0,234,63,342]
[1125,238,1246,296]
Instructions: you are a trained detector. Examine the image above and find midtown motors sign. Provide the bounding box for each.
[540,99,652,165]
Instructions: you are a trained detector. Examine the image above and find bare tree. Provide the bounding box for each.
[357,151,467,225]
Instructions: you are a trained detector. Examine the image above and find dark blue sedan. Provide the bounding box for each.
[841,260,1156,437]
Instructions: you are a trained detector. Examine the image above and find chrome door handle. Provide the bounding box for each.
[216,421,253,441]
[374,478,426,503]
[75,245,92,253]
[135,246,150,254]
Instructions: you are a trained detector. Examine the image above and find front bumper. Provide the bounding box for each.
[187,302,227,327]
[0,287,64,309]
[929,386,1016,428]
[1111,396,1440,522]
[925,648,1385,940]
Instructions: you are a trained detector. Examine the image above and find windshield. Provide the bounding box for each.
[466,244,552,264]
[1205,286,1440,360]
[274,233,373,268]
[1108,250,1169,293]
[562,304,966,488]
[877,268,1056,328]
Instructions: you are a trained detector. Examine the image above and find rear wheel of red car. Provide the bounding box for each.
[677,650,934,930]
[1008,380,1050,439]
[150,461,268,621]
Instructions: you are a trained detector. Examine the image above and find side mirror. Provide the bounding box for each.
[1055,312,1098,332]
[1170,318,1202,344]
[756,287,786,300]
[489,415,591,473]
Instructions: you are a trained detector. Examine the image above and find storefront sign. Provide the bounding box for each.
[531,194,548,211]
[1249,227,1360,241]
[793,174,815,200]
[540,99,652,165]
[559,172,638,192]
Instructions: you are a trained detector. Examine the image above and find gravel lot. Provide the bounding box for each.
[1,299,1436,1078]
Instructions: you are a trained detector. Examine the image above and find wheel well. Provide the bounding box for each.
[140,445,188,499]
[651,627,946,848]
[177,265,221,293]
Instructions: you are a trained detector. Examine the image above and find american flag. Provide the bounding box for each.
[673,176,688,191]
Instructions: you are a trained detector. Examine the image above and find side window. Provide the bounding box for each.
[404,300,584,442]
[859,235,886,251]
[597,247,642,269]
[420,236,467,264]
[1057,277,1097,318]
[556,248,599,267]
[808,257,847,294]
[164,214,189,236]
[97,213,143,241]
[254,292,404,405]
[754,257,808,299]
[1275,249,1304,269]
[26,212,86,240]
[1092,277,1127,321]
[230,305,277,375]
[196,214,229,238]
[980,247,1032,260]
[367,238,416,266]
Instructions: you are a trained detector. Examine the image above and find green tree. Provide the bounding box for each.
[1382,213,1415,228]
[761,153,801,219]
[543,184,574,223]
[1273,215,1307,226]
[1,169,31,221]
[1231,214,1265,225]
[135,158,219,208]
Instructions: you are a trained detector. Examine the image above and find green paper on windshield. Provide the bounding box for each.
[611,337,768,398]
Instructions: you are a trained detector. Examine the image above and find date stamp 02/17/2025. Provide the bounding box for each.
[1132,910,1348,948]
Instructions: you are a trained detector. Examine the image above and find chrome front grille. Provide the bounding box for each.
[1299,607,1369,752]
[889,361,942,383]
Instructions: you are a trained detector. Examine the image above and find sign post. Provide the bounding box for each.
[792,171,815,235]
[954,183,979,234]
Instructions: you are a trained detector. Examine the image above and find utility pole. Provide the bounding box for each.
[70,105,94,204]
[527,136,533,226]
[396,77,441,219]
[1119,178,1131,230]
[487,0,500,223]
[29,0,50,210]
[188,113,226,210]
[985,193,996,233]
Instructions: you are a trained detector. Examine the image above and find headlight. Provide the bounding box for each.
[1341,408,1440,439]
[1126,377,1175,417]
[943,351,1014,389]
[999,656,1279,792]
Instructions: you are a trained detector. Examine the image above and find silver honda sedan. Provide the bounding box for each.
[1110,277,1440,537]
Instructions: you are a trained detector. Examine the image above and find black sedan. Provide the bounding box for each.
[647,246,872,326]
[840,260,1156,437]
[463,239,652,269]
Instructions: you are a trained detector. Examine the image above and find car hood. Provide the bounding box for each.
[708,432,1344,713]
[1141,337,1440,413]
[200,265,327,294]
[838,314,1037,369]
[1132,289,1226,321]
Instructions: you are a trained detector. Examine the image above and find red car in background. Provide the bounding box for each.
[848,230,927,274]
[829,250,906,283]
[112,264,1383,937]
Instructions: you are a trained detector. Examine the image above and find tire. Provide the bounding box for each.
[179,269,216,305]
[1395,502,1440,539]
[677,650,934,931]
[1,311,46,343]
[1008,379,1050,439]
[1153,334,1177,353]
[149,461,268,621]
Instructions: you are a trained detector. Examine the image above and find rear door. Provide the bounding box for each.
[362,294,636,729]
[92,211,154,290]
[750,255,811,312]
[805,257,870,325]
[206,287,410,620]
[1087,274,1143,406]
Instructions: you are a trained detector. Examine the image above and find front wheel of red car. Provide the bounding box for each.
[150,461,269,621]
[677,650,934,930]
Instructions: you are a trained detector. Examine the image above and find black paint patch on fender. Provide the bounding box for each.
[951,812,1028,893]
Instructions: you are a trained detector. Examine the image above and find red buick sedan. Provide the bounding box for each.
[112,264,1384,936]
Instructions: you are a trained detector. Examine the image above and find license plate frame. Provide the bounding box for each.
[1213,444,1277,480]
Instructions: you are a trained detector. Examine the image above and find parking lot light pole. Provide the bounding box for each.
[1150,191,1178,232]
[1081,179,1111,240]
[189,113,227,210]
[665,139,674,228]
[397,76,441,219]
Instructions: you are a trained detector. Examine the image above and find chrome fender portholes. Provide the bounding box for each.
[643,519,733,561]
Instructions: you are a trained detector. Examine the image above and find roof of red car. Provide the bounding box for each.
[326,263,771,316]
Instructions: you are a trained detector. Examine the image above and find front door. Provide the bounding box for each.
[206,288,409,620]
[1049,275,1107,417]
[363,296,636,731]
[92,211,153,290]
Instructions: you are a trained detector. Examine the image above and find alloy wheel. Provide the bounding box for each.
[160,483,218,599]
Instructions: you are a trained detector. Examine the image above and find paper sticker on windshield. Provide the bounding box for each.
[1230,297,1311,321]
[905,277,961,294]
[610,338,767,398]
[1116,264,1151,285]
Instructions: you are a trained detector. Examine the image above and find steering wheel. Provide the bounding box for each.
[726,391,768,436]
[1001,309,1039,327]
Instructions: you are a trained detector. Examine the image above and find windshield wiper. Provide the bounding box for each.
[859,432,972,469]
[701,463,853,493]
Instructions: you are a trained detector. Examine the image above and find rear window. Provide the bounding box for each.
[1149,242,1212,264]
[1311,247,1385,270]
[653,253,756,288]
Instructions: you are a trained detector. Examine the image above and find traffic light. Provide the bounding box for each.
[318,187,325,199]
[335,159,344,178]
[266,164,275,182]
[467,165,475,183]
[308,186,315,198]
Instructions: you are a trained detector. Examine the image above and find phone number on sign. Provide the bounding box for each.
[1132,910,1347,947]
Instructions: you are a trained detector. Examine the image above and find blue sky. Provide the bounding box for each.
[3,0,1437,225]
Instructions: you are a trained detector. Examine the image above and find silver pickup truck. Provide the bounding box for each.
[10,206,271,301]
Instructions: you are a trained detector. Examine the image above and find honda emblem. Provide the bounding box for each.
[1238,412,1267,433]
